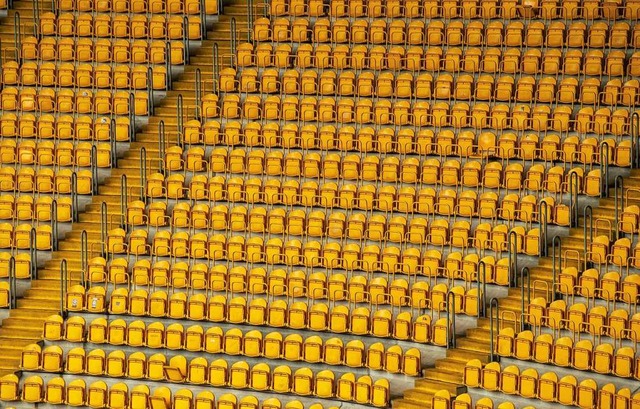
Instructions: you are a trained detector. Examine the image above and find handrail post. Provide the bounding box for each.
[129,93,136,141]
[212,43,219,94]
[29,228,36,279]
[195,68,202,119]
[9,256,15,309]
[32,1,39,35]
[60,259,67,317]
[552,235,561,301]
[159,121,167,171]
[51,200,58,251]
[447,291,456,349]
[183,16,190,64]
[568,173,574,227]
[200,0,206,39]
[600,141,609,198]
[91,145,98,194]
[230,18,237,65]
[478,260,487,318]
[569,171,579,228]
[584,205,593,268]
[615,175,623,240]
[110,119,117,168]
[247,0,253,42]
[71,172,78,222]
[166,42,173,89]
[14,13,20,54]
[177,95,184,144]
[538,201,549,256]
[147,66,154,116]
[120,175,128,230]
[489,298,499,362]
[539,201,548,257]
[520,267,530,331]
[100,202,107,257]
[508,231,518,287]
[633,111,640,169]
[140,147,147,202]
[81,230,87,288]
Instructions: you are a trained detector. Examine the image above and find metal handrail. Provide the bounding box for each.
[129,93,136,141]
[520,266,530,331]
[600,141,609,198]
[584,205,593,267]
[91,145,98,194]
[100,202,107,257]
[569,171,579,228]
[166,42,173,89]
[508,230,518,287]
[148,66,154,116]
[110,118,117,168]
[14,13,20,57]
[183,16,190,65]
[199,0,206,39]
[632,112,639,168]
[489,297,499,362]
[614,175,623,240]
[81,230,87,287]
[212,43,219,94]
[446,291,456,348]
[51,200,58,251]
[552,235,562,301]
[159,121,167,170]
[60,259,67,316]
[8,256,15,309]
[140,147,147,202]
[230,18,237,65]
[195,68,202,118]
[539,200,548,257]
[478,260,487,318]
[71,172,78,222]
[120,175,128,230]
[247,0,254,42]
[32,0,39,35]
[29,228,36,279]
[177,95,184,142]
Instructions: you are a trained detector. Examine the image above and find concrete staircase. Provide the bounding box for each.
[0,0,246,378]
[392,174,639,408]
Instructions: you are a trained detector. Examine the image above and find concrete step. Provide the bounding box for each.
[393,398,431,409]
[446,348,489,364]
[16,298,60,310]
[23,289,63,301]
[401,389,436,408]
[423,368,463,384]
[434,358,467,373]
[1,317,46,328]
[0,338,34,350]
